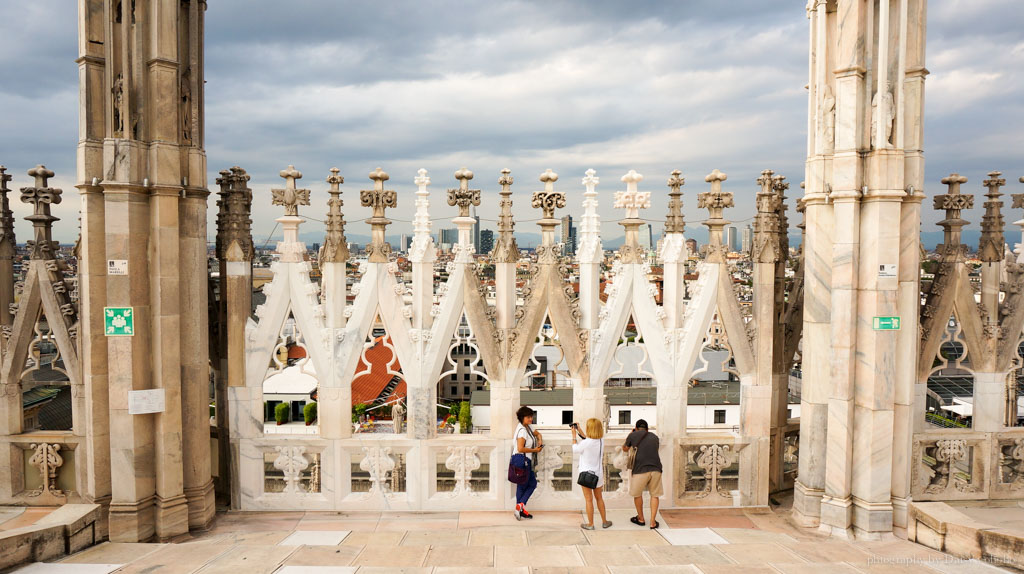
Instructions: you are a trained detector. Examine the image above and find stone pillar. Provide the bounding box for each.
[490,170,520,439]
[660,170,687,437]
[321,168,350,441]
[577,170,602,330]
[180,188,214,530]
[0,167,14,331]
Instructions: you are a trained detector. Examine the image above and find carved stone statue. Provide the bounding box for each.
[871,89,895,148]
[112,74,124,137]
[180,66,192,143]
[392,399,405,434]
[820,85,835,151]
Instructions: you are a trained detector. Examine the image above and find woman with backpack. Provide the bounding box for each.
[511,406,542,520]
[571,418,612,530]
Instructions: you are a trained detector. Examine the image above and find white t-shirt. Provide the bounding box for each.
[514,423,536,453]
[572,437,605,488]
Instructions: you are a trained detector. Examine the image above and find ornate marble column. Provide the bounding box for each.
[321,168,351,440]
[0,167,14,331]
[490,170,520,439]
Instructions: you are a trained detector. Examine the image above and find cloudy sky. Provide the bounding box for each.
[1,0,1022,246]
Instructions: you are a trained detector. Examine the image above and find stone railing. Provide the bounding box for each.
[911,428,1024,501]
[0,433,82,506]
[675,433,747,507]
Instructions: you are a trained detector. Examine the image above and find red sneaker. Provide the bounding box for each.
[520,509,533,519]
[514,503,523,521]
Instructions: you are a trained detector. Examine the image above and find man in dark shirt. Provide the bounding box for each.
[621,419,663,528]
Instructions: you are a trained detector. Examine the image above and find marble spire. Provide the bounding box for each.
[576,169,602,265]
[978,171,1006,263]
[20,165,61,260]
[935,173,973,254]
[360,167,397,263]
[531,169,565,264]
[215,166,254,261]
[409,168,436,263]
[271,165,310,217]
[491,169,519,263]
[447,167,481,218]
[614,169,650,264]
[753,170,783,264]
[0,166,13,246]
[664,170,685,235]
[321,167,350,264]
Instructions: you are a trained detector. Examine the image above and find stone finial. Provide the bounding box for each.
[360,167,397,263]
[664,170,685,235]
[0,166,14,246]
[978,171,1006,263]
[409,168,436,263]
[20,165,62,260]
[699,169,733,249]
[492,169,520,263]
[215,166,254,261]
[752,170,782,263]
[271,165,311,217]
[935,173,973,251]
[321,167,349,264]
[577,169,602,265]
[1013,179,1024,264]
[446,167,481,218]
[532,169,564,220]
[773,173,791,255]
[613,170,650,219]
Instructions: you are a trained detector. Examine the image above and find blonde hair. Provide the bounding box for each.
[585,418,604,439]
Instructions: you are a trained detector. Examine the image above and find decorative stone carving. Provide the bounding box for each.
[392,400,405,435]
[273,445,310,494]
[698,170,733,252]
[491,169,520,263]
[0,166,13,248]
[576,169,602,264]
[614,170,650,264]
[664,170,685,234]
[360,446,397,496]
[531,169,565,220]
[998,438,1024,487]
[444,445,481,496]
[271,165,311,217]
[533,444,567,497]
[923,439,968,494]
[978,171,1006,263]
[689,444,733,500]
[27,443,65,498]
[871,88,895,148]
[447,167,481,218]
[20,165,61,260]
[410,169,436,263]
[753,170,783,264]
[360,168,397,263]
[321,167,350,264]
[820,84,835,152]
[215,166,254,261]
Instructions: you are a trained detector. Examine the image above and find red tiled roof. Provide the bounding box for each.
[351,336,406,405]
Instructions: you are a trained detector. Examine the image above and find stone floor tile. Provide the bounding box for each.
[376,519,459,531]
[659,509,757,530]
[468,530,529,546]
[608,567,701,574]
[740,512,820,542]
[401,529,469,546]
[432,564,528,568]
[591,509,658,531]
[348,568,431,574]
[11,565,122,574]
[713,543,804,564]
[0,507,57,531]
[780,540,875,563]
[710,528,798,544]
[846,562,943,573]
[657,528,730,546]
[640,545,732,566]
[693,565,777,574]
[296,520,378,532]
[922,558,1010,573]
[340,531,405,546]
[853,539,950,561]
[493,545,584,567]
[584,530,668,546]
[275,567,356,574]
[185,530,291,546]
[279,545,361,567]
[381,511,460,520]
[529,567,608,574]
[205,519,302,533]
[351,545,429,567]
[279,530,350,546]
[771,563,863,574]
[300,511,381,521]
[515,511,590,529]
[526,530,589,546]
[578,545,652,567]
[112,543,231,573]
[194,545,297,574]
[59,542,166,564]
[423,545,493,567]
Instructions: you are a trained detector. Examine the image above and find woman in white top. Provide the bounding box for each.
[513,406,543,520]
[571,418,612,530]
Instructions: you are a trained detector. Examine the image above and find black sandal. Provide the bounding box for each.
[630,515,646,526]
[650,520,659,529]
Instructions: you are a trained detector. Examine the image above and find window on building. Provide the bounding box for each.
[476,385,483,391]
[450,386,457,396]
[463,386,470,396]
[787,408,792,419]
[562,410,573,424]
[714,409,726,424]
[464,359,470,367]
[618,410,631,425]
[463,372,470,381]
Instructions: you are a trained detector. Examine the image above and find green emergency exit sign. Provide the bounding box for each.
[872,316,900,330]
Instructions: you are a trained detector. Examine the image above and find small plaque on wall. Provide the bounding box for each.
[107,260,128,275]
[878,263,897,278]
[128,389,166,415]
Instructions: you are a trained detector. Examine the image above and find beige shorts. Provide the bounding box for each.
[629,471,664,498]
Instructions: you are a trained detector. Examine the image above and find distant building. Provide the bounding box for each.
[726,226,738,252]
[480,229,494,254]
[473,209,482,254]
[639,223,653,251]
[438,228,458,249]
[741,225,753,254]
[560,215,576,256]
[399,234,411,252]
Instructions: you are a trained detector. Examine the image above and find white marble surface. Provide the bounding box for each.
[657,527,730,546]
[278,530,350,546]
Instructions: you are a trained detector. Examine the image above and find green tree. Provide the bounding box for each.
[303,402,318,425]
[274,402,290,425]
[458,401,472,434]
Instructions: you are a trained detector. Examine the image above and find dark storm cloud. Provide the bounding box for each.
[0,1,1022,244]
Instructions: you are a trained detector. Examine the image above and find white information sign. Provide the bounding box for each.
[108,259,128,276]
[128,389,166,415]
[878,264,897,278]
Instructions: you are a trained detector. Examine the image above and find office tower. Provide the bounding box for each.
[560,214,576,256]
